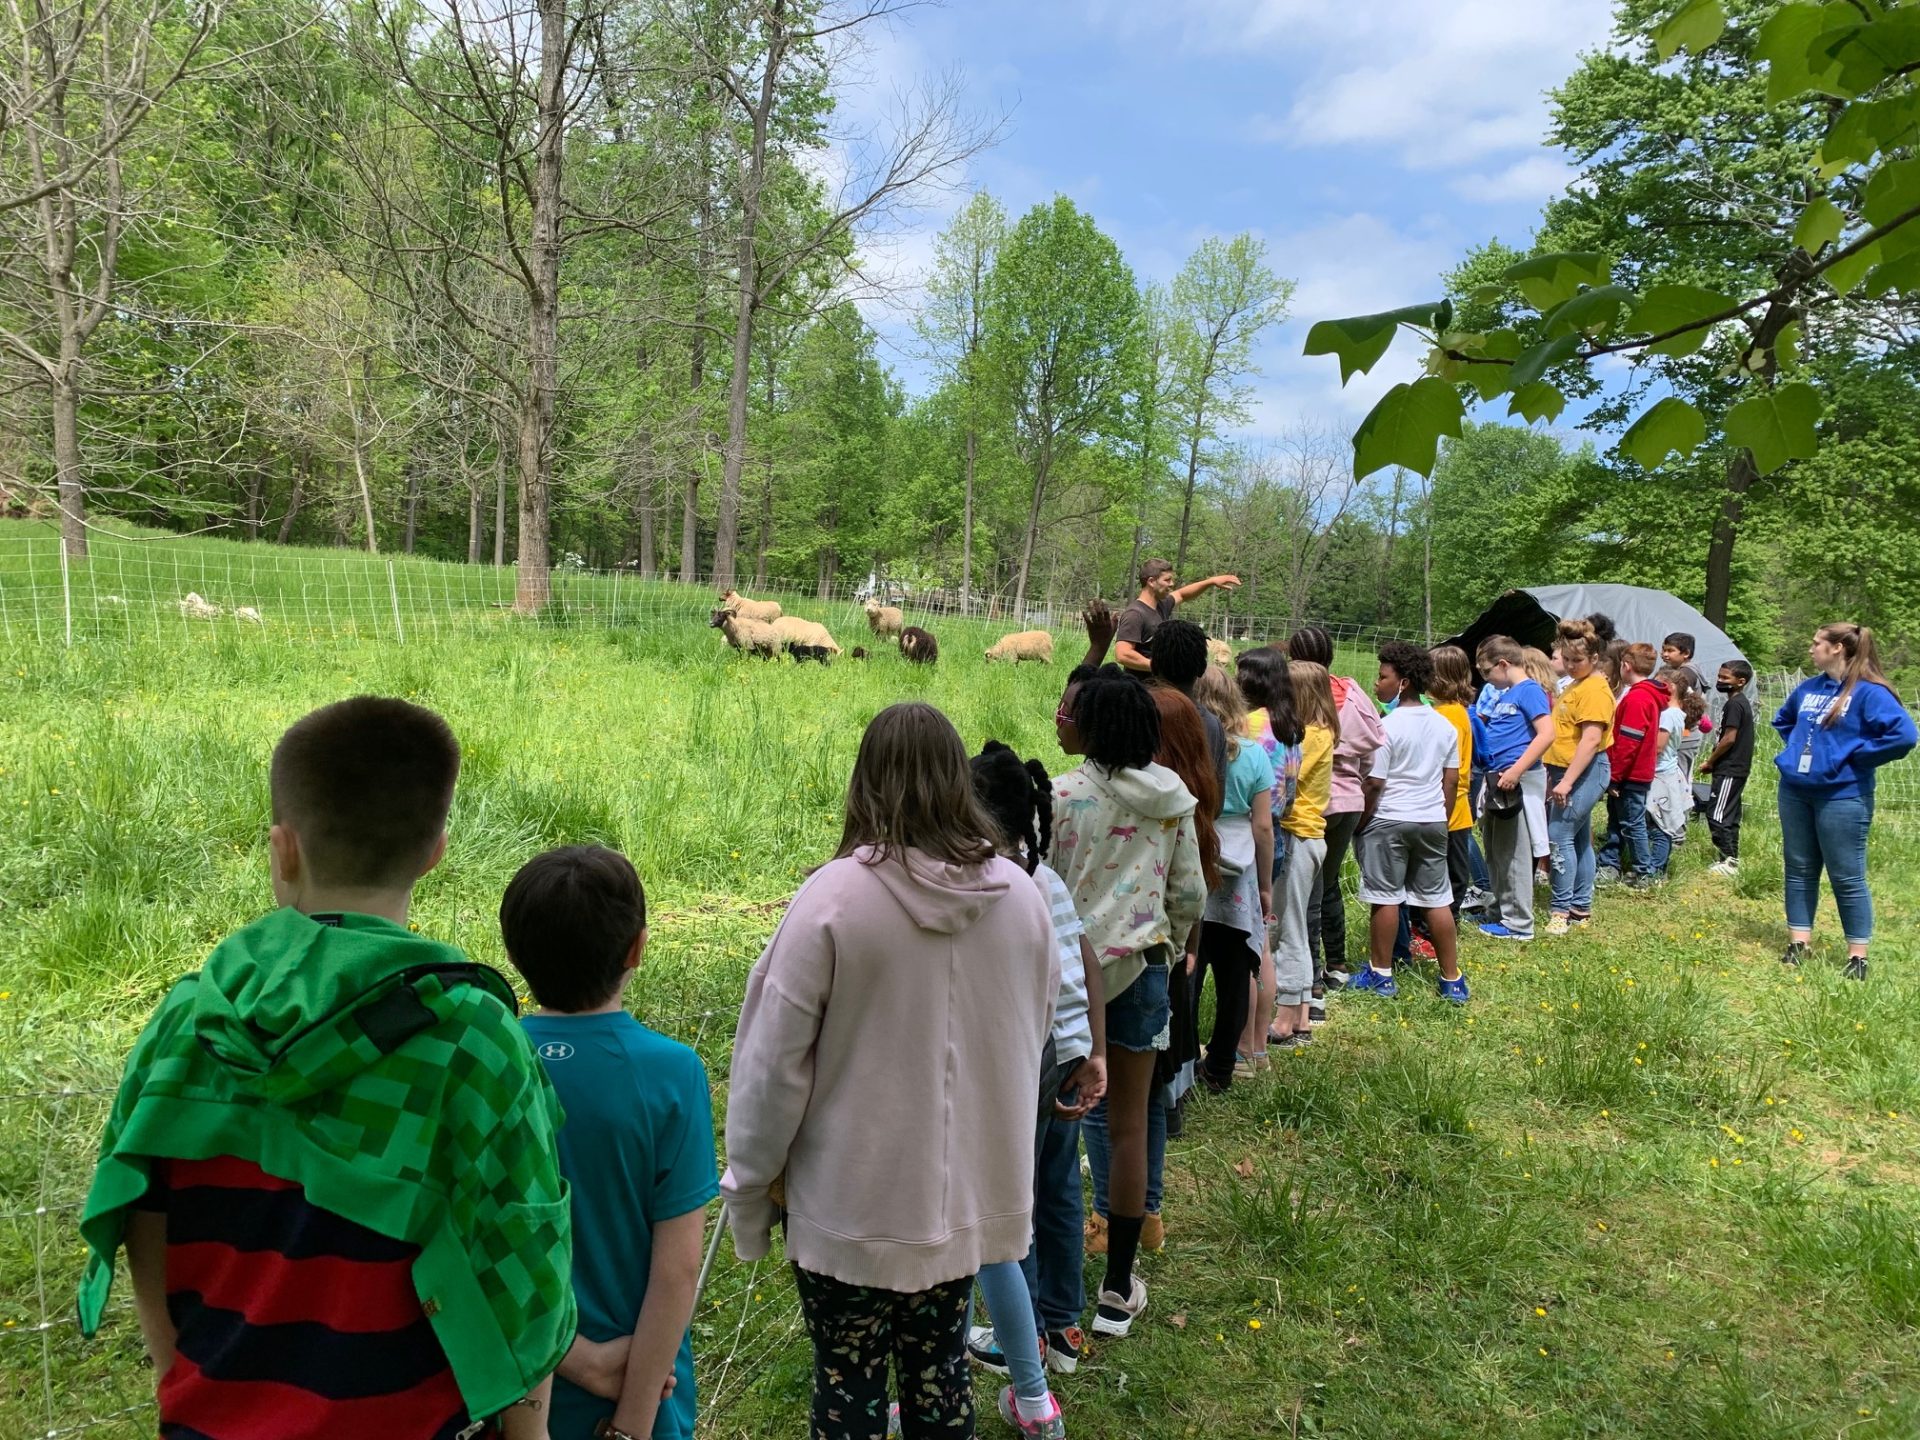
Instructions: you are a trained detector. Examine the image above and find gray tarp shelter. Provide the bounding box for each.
[1442,584,1751,684]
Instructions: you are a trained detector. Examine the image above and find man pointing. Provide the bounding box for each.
[1113,558,1241,672]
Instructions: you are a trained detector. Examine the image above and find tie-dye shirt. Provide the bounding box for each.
[1245,707,1303,824]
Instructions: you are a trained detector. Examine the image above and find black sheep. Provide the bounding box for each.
[900,626,939,665]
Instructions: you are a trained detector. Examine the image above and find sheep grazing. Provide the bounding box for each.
[177,592,222,621]
[984,629,1053,665]
[1206,637,1233,667]
[717,588,783,624]
[787,643,833,664]
[900,626,939,665]
[234,606,265,626]
[863,599,904,641]
[709,608,780,658]
[771,615,841,654]
[850,646,870,660]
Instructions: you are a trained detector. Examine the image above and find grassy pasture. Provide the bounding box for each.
[1,521,1916,1438]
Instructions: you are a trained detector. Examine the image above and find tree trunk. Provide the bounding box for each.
[493,445,507,566]
[278,457,306,544]
[403,464,421,554]
[636,478,657,577]
[681,459,700,582]
[467,481,483,563]
[513,0,567,613]
[1703,452,1756,629]
[244,467,264,538]
[349,438,378,554]
[713,3,784,590]
[1013,452,1050,614]
[52,368,86,559]
[961,426,976,613]
[1174,427,1204,577]
[1378,468,1405,626]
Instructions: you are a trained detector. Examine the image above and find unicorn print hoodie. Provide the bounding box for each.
[1050,760,1207,1000]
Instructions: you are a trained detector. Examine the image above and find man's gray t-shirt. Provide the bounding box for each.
[1115,596,1175,656]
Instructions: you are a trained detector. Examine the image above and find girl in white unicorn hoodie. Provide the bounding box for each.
[1049,670,1205,1342]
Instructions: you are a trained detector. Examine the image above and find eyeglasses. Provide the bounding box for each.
[1054,705,1074,724]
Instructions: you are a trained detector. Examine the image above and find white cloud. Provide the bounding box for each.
[1451,154,1579,205]
[1103,0,1614,174]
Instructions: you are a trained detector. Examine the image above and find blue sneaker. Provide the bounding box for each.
[1438,975,1471,1004]
[1477,922,1532,942]
[1347,966,1398,997]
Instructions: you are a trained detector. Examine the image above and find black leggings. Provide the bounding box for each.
[1310,809,1363,973]
[1195,920,1255,1087]
[794,1266,974,1440]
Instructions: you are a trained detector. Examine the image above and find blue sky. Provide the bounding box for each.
[836,0,1619,435]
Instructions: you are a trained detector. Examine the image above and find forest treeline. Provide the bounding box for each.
[1,0,1916,662]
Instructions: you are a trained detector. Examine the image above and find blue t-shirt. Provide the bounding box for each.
[1481,678,1553,770]
[1222,738,1278,818]
[524,1011,719,1440]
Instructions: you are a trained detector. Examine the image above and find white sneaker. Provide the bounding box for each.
[1091,1275,1148,1338]
[1544,914,1570,937]
[1708,858,1738,876]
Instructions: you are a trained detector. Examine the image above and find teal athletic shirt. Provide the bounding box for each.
[523,1011,719,1440]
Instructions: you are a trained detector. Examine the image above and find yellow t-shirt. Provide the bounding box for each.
[1435,702,1473,830]
[1547,672,1615,767]
[1283,723,1333,840]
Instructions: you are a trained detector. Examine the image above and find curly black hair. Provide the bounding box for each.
[1287,626,1334,666]
[1377,639,1433,699]
[1150,619,1209,689]
[970,740,1053,873]
[1072,673,1161,771]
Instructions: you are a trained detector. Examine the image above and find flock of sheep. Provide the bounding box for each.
[708,590,1058,667]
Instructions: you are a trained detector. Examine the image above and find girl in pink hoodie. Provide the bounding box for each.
[1287,627,1385,994]
[722,703,1058,1440]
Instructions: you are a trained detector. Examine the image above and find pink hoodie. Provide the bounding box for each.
[722,847,1057,1292]
[1328,674,1386,814]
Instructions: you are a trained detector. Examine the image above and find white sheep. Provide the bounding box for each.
[714,612,781,658]
[718,588,783,624]
[234,606,265,626]
[863,599,904,641]
[772,615,841,654]
[1207,637,1233,667]
[984,629,1054,665]
[177,592,222,621]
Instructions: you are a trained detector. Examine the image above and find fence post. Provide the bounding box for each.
[387,561,405,644]
[58,537,72,648]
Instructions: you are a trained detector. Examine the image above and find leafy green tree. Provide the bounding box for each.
[983,196,1140,611]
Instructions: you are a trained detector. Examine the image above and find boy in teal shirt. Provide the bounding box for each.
[503,845,719,1440]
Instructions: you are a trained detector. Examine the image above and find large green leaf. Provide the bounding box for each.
[1509,333,1581,390]
[1629,283,1736,356]
[1809,11,1920,100]
[1653,0,1727,61]
[1507,382,1566,425]
[1500,253,1611,312]
[1543,284,1636,339]
[1793,198,1846,254]
[1619,397,1707,470]
[1861,157,1920,262]
[1757,3,1837,103]
[1821,93,1920,169]
[1724,382,1822,474]
[1863,248,1920,297]
[1352,377,1465,480]
[1303,302,1447,384]
[1825,239,1881,294]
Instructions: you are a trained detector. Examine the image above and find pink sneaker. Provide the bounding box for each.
[997,1385,1067,1438]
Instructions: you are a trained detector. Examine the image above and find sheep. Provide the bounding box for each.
[787,643,833,664]
[1207,637,1233,668]
[234,606,265,626]
[771,615,841,654]
[709,608,780,658]
[717,588,783,624]
[983,629,1053,665]
[177,592,222,621]
[851,646,870,660]
[900,626,939,665]
[863,599,904,641]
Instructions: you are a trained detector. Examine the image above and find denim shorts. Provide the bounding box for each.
[1105,953,1172,1053]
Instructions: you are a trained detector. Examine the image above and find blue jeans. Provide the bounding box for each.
[1596,780,1653,878]
[975,1261,1047,1402]
[1467,773,1492,890]
[1547,754,1611,916]
[1020,1108,1084,1333]
[1083,1081,1166,1218]
[1779,784,1876,943]
[1648,823,1673,876]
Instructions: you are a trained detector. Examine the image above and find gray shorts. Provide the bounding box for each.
[1356,819,1452,908]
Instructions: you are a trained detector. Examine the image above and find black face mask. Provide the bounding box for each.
[1716,681,1737,694]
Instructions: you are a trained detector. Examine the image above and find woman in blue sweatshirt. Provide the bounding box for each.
[1773,623,1917,979]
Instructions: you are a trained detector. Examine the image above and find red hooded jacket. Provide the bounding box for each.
[1608,676,1670,785]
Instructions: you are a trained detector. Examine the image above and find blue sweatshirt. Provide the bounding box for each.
[1771,674,1917,800]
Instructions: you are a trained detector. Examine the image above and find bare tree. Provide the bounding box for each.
[1262,419,1362,625]
[0,0,219,557]
[690,1,996,587]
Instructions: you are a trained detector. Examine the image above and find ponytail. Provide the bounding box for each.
[1819,623,1900,727]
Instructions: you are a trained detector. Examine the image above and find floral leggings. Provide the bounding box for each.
[793,1266,975,1440]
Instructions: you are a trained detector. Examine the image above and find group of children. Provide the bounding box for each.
[76,614,1912,1440]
